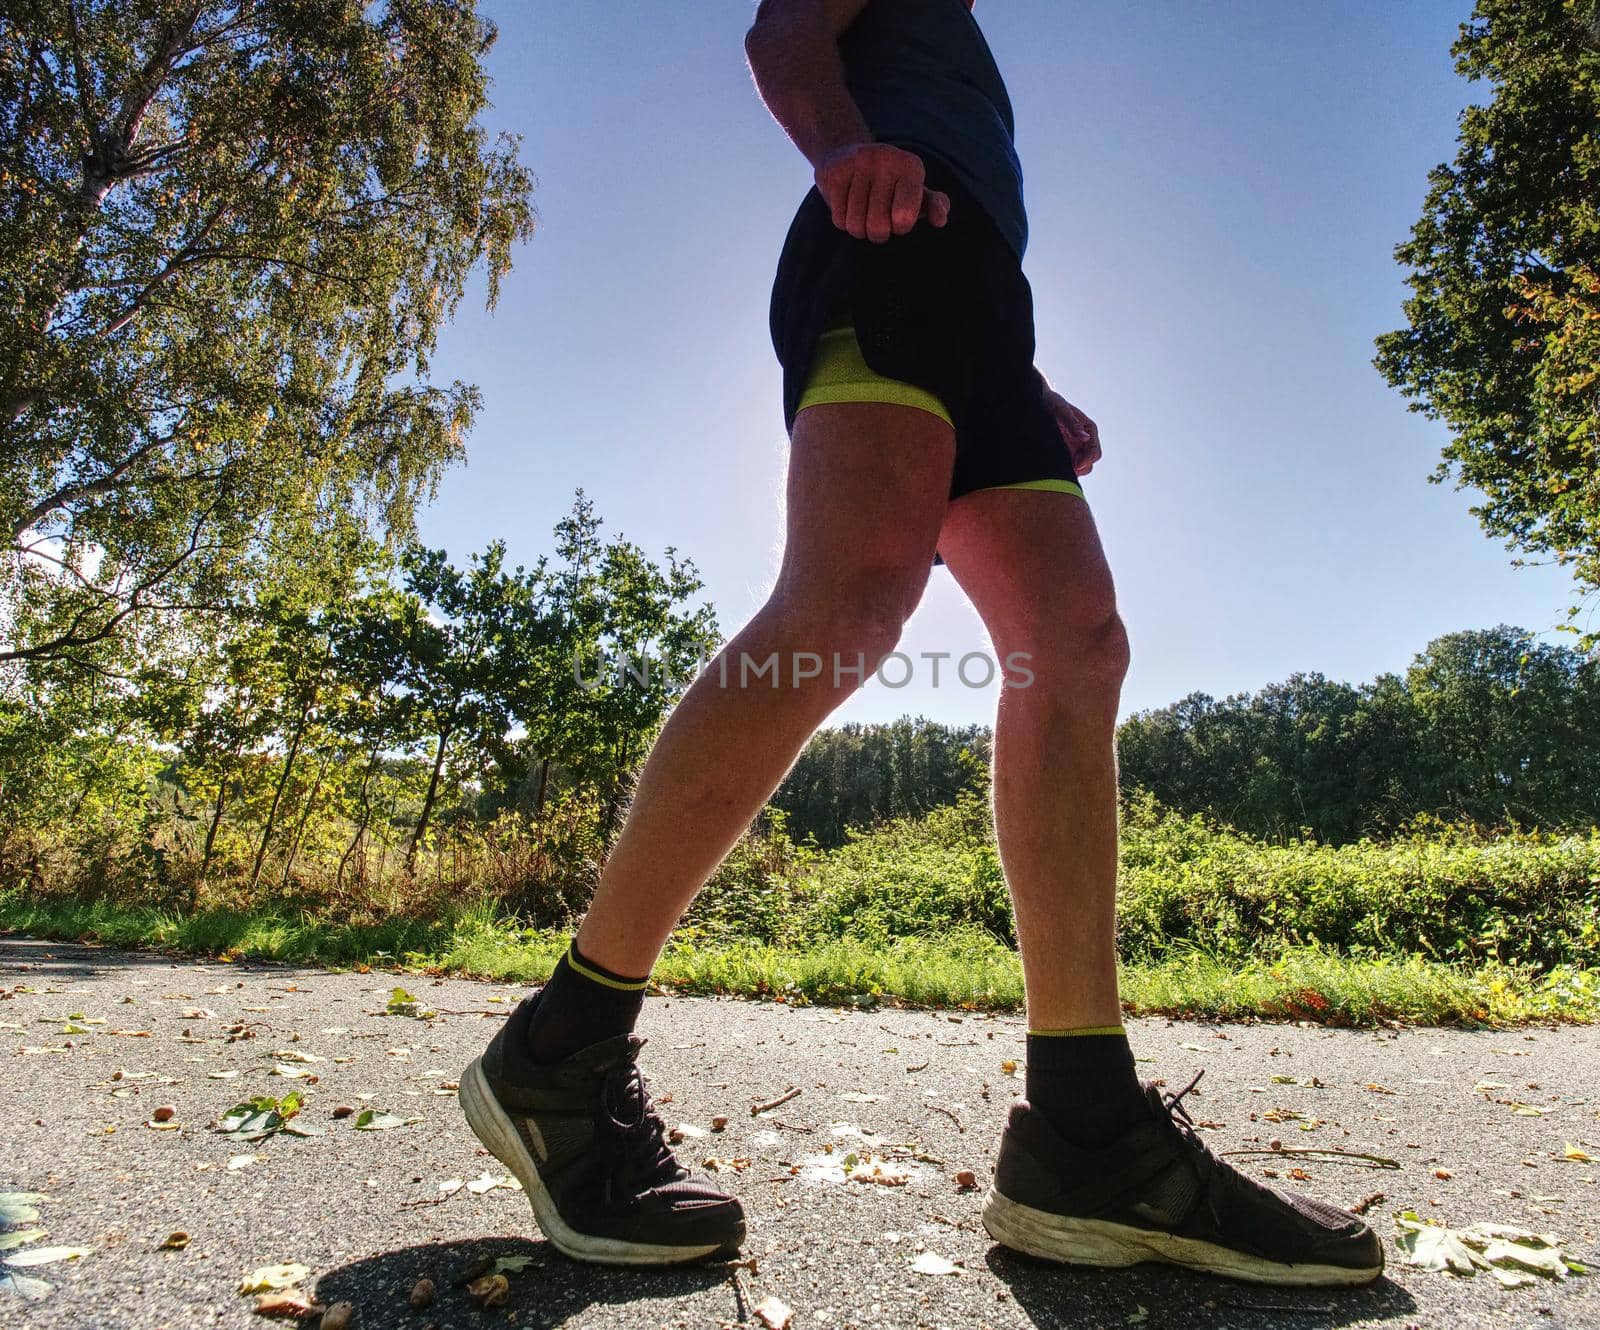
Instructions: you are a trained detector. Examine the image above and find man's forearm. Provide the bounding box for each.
[745,6,873,167]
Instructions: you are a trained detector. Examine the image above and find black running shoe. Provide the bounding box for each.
[983,1073,1383,1286]
[459,996,746,1265]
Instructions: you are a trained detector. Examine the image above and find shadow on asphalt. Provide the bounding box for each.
[2,936,225,981]
[986,1247,1418,1329]
[315,1238,737,1329]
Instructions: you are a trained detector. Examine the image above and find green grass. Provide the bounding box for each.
[4,893,1594,1027]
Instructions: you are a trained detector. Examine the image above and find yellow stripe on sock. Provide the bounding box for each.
[565,945,649,992]
[1027,1025,1126,1037]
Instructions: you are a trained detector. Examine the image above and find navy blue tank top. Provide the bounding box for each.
[838,0,1027,258]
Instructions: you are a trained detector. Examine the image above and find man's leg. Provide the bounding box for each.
[460,399,955,1266]
[936,488,1144,1148]
[937,488,1128,1026]
[571,399,954,980]
[939,488,1383,1285]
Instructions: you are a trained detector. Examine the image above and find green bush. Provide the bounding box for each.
[1113,794,1600,970]
[787,787,1600,974]
[794,790,1013,946]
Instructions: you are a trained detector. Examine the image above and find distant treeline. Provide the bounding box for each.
[772,625,1600,847]
[768,717,991,848]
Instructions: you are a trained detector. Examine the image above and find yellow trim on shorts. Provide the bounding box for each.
[797,326,954,426]
[797,326,1089,504]
[991,477,1086,499]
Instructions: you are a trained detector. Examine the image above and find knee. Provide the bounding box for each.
[1009,608,1130,702]
[770,568,924,663]
[1083,611,1132,688]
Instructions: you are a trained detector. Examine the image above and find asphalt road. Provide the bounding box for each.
[2,937,1597,1330]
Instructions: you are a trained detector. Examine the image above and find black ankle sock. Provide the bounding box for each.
[1024,1026,1150,1149]
[526,939,648,1064]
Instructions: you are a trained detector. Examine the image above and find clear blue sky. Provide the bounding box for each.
[417,0,1581,727]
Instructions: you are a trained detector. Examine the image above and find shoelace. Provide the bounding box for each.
[1158,1069,1269,1224]
[599,1057,681,1188]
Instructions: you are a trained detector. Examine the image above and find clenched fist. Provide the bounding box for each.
[815,143,952,244]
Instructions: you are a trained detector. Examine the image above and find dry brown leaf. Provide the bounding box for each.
[753,1294,795,1329]
[252,1291,318,1319]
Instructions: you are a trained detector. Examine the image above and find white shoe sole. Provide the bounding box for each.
[982,1188,1382,1287]
[459,1055,735,1266]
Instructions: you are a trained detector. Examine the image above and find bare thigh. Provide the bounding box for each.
[777,402,957,617]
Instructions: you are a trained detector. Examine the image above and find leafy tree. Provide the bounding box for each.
[1404,625,1600,827]
[527,494,720,841]
[1116,626,1600,840]
[1,0,534,663]
[1375,0,1600,640]
[374,542,547,874]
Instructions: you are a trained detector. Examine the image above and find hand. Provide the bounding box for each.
[1041,383,1102,476]
[815,142,951,244]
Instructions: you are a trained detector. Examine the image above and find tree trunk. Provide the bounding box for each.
[336,738,386,891]
[279,750,332,891]
[200,779,228,876]
[407,730,451,876]
[534,757,550,816]
[249,706,309,893]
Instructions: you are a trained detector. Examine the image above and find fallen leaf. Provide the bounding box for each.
[1562,1143,1594,1163]
[239,1263,311,1294]
[1394,1216,1479,1275]
[158,1232,190,1251]
[352,1109,421,1131]
[0,1270,53,1301]
[2,1246,91,1267]
[0,1194,46,1225]
[911,1251,960,1276]
[753,1294,794,1329]
[228,1155,260,1171]
[252,1289,318,1319]
[0,1230,47,1253]
[701,1156,752,1173]
[1393,1212,1585,1282]
[386,988,435,1019]
[466,1173,517,1195]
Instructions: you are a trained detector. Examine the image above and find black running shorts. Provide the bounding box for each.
[768,152,1086,509]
